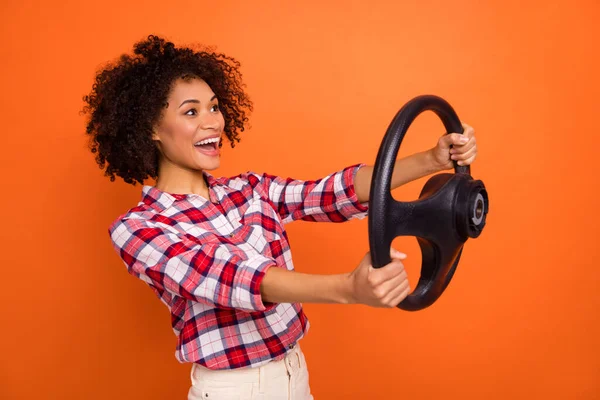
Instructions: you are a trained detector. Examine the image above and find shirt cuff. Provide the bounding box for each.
[233,254,278,312]
[344,164,369,220]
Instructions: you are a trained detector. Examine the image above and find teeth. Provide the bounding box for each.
[195,137,220,146]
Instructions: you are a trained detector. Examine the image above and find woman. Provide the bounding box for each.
[83,35,477,399]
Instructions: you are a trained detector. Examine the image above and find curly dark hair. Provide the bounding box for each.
[82,35,253,185]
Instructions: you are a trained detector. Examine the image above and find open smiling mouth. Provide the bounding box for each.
[194,137,220,156]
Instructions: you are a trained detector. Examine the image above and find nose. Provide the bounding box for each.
[200,111,221,131]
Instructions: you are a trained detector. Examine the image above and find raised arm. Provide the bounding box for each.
[353,123,478,203]
[353,150,439,203]
[251,164,369,224]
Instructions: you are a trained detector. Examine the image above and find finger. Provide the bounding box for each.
[450,138,476,156]
[368,261,405,286]
[382,278,410,306]
[390,247,407,260]
[450,134,476,151]
[380,274,410,304]
[459,154,477,166]
[451,144,477,161]
[439,133,469,150]
[369,261,405,286]
[389,284,411,307]
[378,268,408,293]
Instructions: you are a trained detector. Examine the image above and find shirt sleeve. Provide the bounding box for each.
[109,217,277,313]
[252,163,369,224]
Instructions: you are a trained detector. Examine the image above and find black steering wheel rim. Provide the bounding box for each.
[367,95,485,311]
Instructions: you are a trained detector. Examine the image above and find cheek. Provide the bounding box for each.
[160,125,195,155]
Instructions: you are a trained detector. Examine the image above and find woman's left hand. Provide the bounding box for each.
[429,123,477,171]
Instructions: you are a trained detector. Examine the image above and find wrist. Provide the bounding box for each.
[424,148,445,173]
[337,273,356,305]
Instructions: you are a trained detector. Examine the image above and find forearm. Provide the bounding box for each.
[260,267,353,304]
[354,150,441,203]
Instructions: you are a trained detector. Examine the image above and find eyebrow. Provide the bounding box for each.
[178,95,217,108]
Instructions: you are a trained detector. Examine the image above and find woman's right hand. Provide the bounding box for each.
[346,249,411,308]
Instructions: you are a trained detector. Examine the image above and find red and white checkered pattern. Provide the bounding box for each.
[109,164,368,370]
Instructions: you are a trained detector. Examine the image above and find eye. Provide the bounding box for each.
[211,104,220,113]
[185,108,197,116]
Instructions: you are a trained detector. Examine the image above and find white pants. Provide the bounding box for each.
[187,344,314,400]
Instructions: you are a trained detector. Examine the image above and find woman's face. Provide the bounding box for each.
[152,78,225,173]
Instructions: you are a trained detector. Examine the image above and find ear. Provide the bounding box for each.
[151,128,160,141]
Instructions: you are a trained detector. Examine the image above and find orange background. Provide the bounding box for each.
[1,0,598,399]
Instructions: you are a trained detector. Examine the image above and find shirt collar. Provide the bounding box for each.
[140,170,220,210]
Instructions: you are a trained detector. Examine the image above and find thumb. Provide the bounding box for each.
[390,248,407,260]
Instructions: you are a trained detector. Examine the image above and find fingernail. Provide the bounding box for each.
[459,137,468,144]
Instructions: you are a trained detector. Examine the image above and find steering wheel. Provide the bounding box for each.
[368,95,489,311]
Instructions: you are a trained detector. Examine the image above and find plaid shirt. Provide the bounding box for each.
[109,164,368,370]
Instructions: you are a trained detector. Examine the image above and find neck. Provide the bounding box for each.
[154,158,209,198]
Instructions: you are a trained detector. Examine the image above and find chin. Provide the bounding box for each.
[198,160,220,171]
